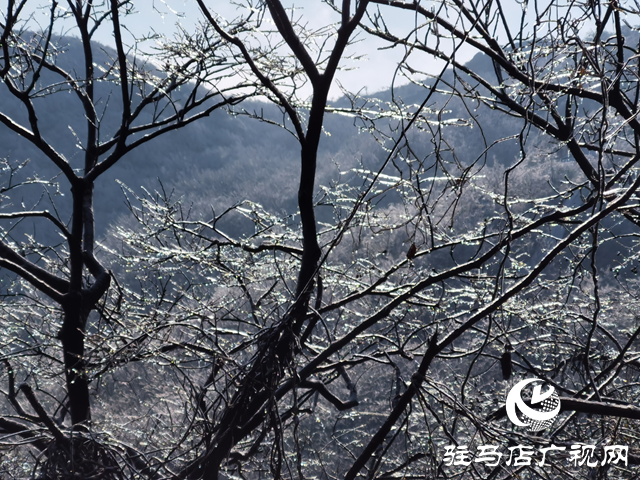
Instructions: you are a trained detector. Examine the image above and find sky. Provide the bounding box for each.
[130,1,459,95]
[14,0,622,99]
[150,0,428,97]
[21,0,480,99]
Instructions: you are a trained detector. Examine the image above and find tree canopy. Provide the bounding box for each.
[1,1,640,479]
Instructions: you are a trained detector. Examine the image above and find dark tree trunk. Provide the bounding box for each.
[60,300,91,426]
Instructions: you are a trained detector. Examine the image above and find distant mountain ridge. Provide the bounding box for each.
[0,34,558,245]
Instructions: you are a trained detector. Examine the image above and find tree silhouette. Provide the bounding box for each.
[2,1,640,479]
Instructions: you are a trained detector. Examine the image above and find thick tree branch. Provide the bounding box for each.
[196,0,306,142]
[300,379,358,411]
[18,384,69,447]
[487,397,640,423]
[0,211,70,239]
[0,241,67,301]
[0,417,48,451]
[265,0,320,85]
[0,112,77,182]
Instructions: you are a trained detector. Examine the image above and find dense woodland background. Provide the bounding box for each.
[2,1,640,479]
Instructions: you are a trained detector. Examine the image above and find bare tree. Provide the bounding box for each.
[119,1,640,478]
[0,0,256,476]
[3,0,640,479]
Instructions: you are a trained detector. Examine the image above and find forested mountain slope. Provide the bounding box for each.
[1,35,545,244]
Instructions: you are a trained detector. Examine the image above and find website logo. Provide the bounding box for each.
[506,379,561,432]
